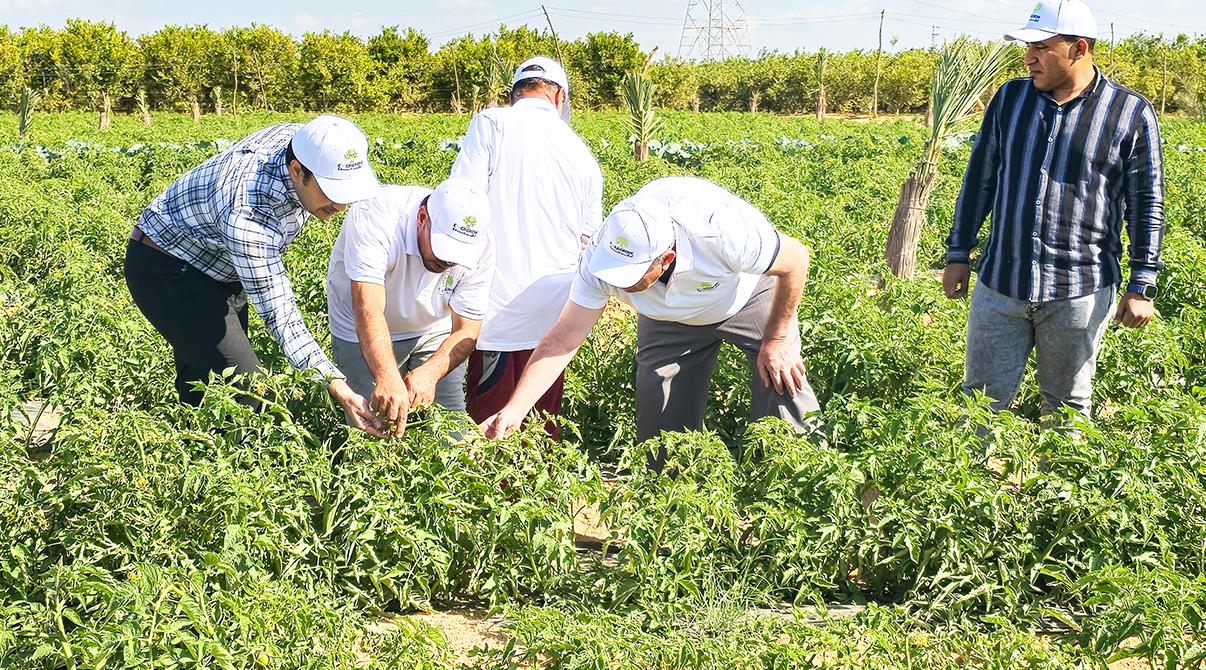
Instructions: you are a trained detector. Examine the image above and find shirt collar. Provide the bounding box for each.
[670,222,694,276]
[1085,66,1107,98]
[402,200,421,257]
[271,148,301,208]
[511,97,559,114]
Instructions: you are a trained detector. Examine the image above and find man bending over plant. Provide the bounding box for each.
[480,176,820,471]
[942,0,1164,424]
[124,115,385,436]
[326,178,494,437]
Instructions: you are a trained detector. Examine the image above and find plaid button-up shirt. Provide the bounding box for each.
[138,123,341,380]
[947,70,1165,302]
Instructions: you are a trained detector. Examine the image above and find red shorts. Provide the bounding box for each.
[467,349,565,440]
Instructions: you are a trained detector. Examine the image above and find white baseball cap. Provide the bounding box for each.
[426,177,492,271]
[512,56,572,122]
[291,115,381,205]
[1005,0,1098,43]
[588,200,676,289]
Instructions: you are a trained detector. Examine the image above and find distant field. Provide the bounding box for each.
[1,112,1204,668]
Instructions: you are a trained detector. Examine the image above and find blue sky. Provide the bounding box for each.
[0,0,1200,54]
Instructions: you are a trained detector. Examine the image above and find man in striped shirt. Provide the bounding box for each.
[124,115,386,436]
[942,0,1164,421]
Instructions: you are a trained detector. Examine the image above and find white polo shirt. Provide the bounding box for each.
[449,96,604,351]
[326,185,494,343]
[569,177,781,326]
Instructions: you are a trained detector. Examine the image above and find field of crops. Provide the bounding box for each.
[2,110,1205,669]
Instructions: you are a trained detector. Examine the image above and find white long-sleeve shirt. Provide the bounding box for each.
[450,97,604,351]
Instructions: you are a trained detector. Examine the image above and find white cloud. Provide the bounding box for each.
[292,13,323,34]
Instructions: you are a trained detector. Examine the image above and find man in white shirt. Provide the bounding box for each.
[449,55,604,438]
[326,177,494,437]
[480,177,820,469]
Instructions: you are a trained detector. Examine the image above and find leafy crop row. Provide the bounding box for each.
[1,111,1204,667]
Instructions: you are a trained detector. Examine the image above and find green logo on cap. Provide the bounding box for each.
[462,215,477,228]
[615,235,629,248]
[697,281,720,292]
[343,148,358,161]
[1032,2,1041,10]
[444,274,455,288]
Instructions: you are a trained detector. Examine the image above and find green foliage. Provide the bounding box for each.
[298,31,384,113]
[486,601,1087,669]
[1,111,1204,664]
[622,70,663,161]
[56,19,141,109]
[3,21,1206,115]
[16,86,38,145]
[367,27,434,111]
[138,25,228,114]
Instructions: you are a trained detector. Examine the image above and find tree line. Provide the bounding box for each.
[1,19,1203,120]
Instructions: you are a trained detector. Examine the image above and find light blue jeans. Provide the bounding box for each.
[331,327,467,411]
[963,282,1115,418]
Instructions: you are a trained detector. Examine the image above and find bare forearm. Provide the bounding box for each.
[505,337,580,416]
[358,321,401,384]
[351,283,402,385]
[414,328,478,380]
[764,239,809,341]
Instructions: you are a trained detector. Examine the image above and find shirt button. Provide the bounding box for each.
[1056,106,1062,112]
[1032,232,1039,237]
[1032,260,1039,265]
[1035,199,1042,205]
[1040,168,1047,174]
[1048,136,1054,142]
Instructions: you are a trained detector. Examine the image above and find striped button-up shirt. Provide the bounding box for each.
[946,69,1165,302]
[138,123,341,380]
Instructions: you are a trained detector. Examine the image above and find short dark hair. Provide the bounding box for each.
[284,141,313,183]
[510,75,561,103]
[1060,34,1096,53]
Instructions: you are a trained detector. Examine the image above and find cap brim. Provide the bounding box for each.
[431,232,484,271]
[589,253,652,290]
[315,170,381,205]
[1004,27,1057,43]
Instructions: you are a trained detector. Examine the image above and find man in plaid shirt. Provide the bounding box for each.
[124,115,385,436]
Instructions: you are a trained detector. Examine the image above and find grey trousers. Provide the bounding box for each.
[635,276,821,446]
[963,282,1115,418]
[331,328,467,411]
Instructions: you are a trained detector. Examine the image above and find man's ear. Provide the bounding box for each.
[1073,37,1089,60]
[662,249,677,269]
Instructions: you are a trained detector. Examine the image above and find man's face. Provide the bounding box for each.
[417,206,455,274]
[1024,36,1085,92]
[288,161,346,220]
[622,251,676,294]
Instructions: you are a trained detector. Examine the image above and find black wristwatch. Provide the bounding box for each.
[1126,282,1157,300]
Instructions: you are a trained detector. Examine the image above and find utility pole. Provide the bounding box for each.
[931,25,939,51]
[1108,22,1116,76]
[541,6,566,65]
[873,9,884,118]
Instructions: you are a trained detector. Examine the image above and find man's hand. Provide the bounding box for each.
[757,336,807,397]
[479,407,525,439]
[405,365,441,408]
[328,378,387,438]
[943,263,971,299]
[369,374,410,438]
[1113,292,1156,328]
